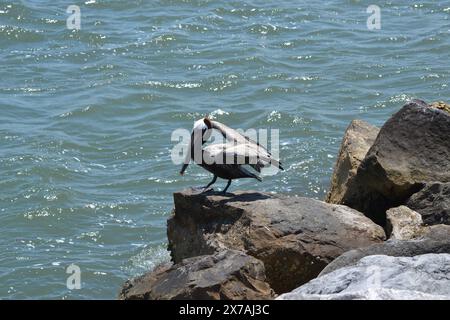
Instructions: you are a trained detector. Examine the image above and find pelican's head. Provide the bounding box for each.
[180,117,212,175]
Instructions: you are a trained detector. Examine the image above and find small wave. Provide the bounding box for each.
[0,25,44,42]
[248,23,286,35]
[263,86,302,94]
[388,94,414,103]
[123,244,170,276]
[142,80,202,89]
[58,106,92,118]
[151,34,179,45]
[208,108,229,120]
[267,110,281,122]
[421,74,441,80]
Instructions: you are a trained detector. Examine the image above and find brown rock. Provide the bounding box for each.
[119,250,275,300]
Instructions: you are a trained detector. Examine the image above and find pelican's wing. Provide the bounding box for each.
[210,120,283,170]
[224,144,271,163]
[202,143,227,156]
[226,144,283,171]
[210,120,264,149]
[204,143,281,172]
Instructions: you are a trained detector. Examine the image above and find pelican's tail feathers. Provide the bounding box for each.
[240,165,263,182]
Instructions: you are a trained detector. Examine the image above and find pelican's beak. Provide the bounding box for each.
[180,131,195,175]
[180,163,188,175]
[179,126,207,176]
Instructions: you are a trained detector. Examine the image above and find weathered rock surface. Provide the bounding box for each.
[386,206,426,240]
[319,227,450,276]
[424,224,450,241]
[326,120,379,204]
[119,250,275,300]
[277,254,450,300]
[406,182,450,225]
[168,189,385,293]
[340,99,450,225]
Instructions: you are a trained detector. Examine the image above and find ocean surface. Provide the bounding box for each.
[0,0,449,299]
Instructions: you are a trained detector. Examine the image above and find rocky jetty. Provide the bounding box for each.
[119,99,450,300]
[167,190,384,293]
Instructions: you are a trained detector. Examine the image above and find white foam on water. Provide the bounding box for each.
[123,244,171,277]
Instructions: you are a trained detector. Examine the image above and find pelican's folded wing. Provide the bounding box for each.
[210,120,269,152]
[204,143,282,171]
[210,120,283,168]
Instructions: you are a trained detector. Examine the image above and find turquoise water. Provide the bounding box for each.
[0,0,449,299]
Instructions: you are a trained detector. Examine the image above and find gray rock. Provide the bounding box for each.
[119,249,275,300]
[326,120,379,204]
[341,99,450,226]
[168,189,385,293]
[319,229,450,276]
[406,182,450,225]
[277,254,450,300]
[425,224,450,241]
[386,206,426,240]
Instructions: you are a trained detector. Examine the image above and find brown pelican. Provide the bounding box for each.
[179,117,283,193]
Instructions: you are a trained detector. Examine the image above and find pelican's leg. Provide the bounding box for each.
[200,175,217,192]
[222,179,232,193]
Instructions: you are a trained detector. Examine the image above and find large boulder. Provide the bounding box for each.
[340,100,450,225]
[277,253,450,300]
[385,206,426,240]
[406,182,450,225]
[119,250,275,300]
[168,189,385,293]
[319,226,450,276]
[326,120,379,204]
